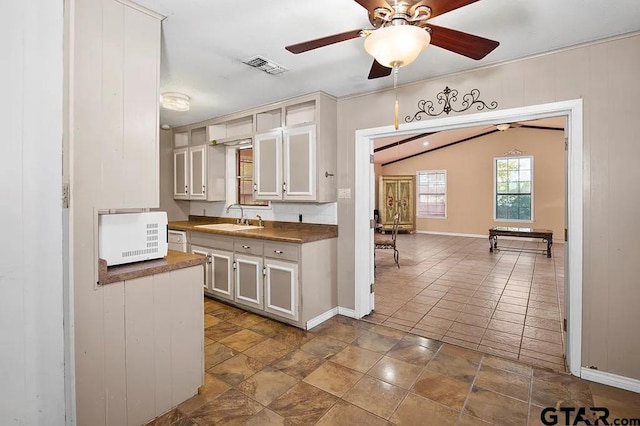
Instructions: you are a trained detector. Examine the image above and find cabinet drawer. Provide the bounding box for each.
[234,238,264,256]
[190,232,234,251]
[264,241,299,262]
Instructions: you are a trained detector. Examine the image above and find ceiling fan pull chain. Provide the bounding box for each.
[394,66,399,130]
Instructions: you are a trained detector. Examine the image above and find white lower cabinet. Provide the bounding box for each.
[264,258,299,322]
[210,248,234,302]
[190,245,210,292]
[187,230,336,329]
[234,254,264,310]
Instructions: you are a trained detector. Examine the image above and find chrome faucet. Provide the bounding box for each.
[255,215,263,227]
[226,203,245,224]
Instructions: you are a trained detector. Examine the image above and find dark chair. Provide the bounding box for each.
[374,213,400,268]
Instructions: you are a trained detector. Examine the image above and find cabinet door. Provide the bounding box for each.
[380,177,399,226]
[234,254,263,309]
[173,148,189,199]
[210,248,233,301]
[283,125,316,200]
[264,258,299,322]
[254,130,282,200]
[190,245,210,292]
[397,177,415,227]
[189,145,207,200]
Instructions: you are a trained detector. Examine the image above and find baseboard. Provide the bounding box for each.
[414,230,565,245]
[305,307,359,330]
[337,307,357,318]
[415,230,486,238]
[306,307,338,330]
[580,368,640,393]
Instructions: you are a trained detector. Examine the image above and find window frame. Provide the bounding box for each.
[493,155,534,223]
[416,169,448,219]
[225,145,271,211]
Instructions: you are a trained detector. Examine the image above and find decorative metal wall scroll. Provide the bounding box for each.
[405,86,498,122]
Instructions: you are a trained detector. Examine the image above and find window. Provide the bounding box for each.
[494,156,533,221]
[236,147,268,206]
[417,170,447,218]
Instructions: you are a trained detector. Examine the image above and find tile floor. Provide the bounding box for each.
[146,299,640,425]
[369,234,566,371]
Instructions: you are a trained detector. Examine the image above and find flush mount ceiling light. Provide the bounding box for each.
[496,123,510,131]
[422,141,429,146]
[364,24,431,69]
[161,92,190,111]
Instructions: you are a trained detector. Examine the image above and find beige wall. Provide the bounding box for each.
[337,34,640,380]
[158,128,189,221]
[381,128,565,237]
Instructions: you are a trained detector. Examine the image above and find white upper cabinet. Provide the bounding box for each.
[188,145,207,200]
[254,130,283,200]
[283,125,316,200]
[172,126,225,201]
[173,148,189,199]
[254,93,336,203]
[170,92,336,203]
[93,2,161,208]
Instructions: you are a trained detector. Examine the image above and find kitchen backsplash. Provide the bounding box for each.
[188,201,337,225]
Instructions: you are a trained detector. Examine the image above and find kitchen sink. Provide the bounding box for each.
[194,223,264,232]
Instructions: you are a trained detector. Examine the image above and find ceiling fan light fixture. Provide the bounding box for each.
[364,25,430,68]
[161,92,190,111]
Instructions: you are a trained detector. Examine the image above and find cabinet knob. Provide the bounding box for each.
[274,250,284,254]
[242,245,250,249]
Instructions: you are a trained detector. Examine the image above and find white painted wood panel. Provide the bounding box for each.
[71,1,162,423]
[1,0,65,423]
[153,272,174,417]
[170,267,204,406]
[103,283,127,426]
[73,0,109,421]
[125,276,156,426]
[122,5,160,208]
[100,0,125,209]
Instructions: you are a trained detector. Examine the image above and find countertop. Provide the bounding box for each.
[169,216,338,243]
[98,250,207,285]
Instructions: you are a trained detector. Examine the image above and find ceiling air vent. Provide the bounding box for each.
[243,56,288,75]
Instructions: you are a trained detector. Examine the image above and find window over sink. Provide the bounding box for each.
[227,145,270,209]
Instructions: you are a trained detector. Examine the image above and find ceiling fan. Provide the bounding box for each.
[285,0,500,79]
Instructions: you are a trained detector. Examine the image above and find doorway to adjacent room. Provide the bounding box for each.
[353,100,583,376]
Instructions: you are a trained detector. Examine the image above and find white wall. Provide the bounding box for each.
[0,0,66,424]
[188,200,338,225]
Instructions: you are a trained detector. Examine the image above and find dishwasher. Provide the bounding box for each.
[167,230,187,252]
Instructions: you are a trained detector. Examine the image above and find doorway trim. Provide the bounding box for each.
[354,99,583,376]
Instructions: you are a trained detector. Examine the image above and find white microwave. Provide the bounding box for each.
[99,211,168,266]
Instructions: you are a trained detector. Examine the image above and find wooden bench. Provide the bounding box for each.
[489,227,553,258]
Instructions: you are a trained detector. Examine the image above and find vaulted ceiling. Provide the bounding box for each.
[373,117,565,165]
[132,0,640,128]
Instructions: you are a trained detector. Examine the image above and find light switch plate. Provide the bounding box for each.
[338,188,351,199]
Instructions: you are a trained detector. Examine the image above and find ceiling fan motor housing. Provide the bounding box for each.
[369,1,432,28]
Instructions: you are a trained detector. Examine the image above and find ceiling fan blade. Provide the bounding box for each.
[353,0,392,11]
[411,0,480,19]
[427,24,499,60]
[368,60,392,79]
[285,29,363,54]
